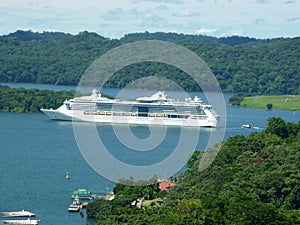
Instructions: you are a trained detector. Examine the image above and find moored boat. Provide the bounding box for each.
[68,197,81,212]
[2,218,41,224]
[0,210,35,218]
[71,189,92,199]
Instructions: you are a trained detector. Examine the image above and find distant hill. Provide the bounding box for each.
[121,32,258,46]
[5,30,72,42]
[218,35,258,46]
[0,30,299,95]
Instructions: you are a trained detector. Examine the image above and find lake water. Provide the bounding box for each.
[1,83,300,224]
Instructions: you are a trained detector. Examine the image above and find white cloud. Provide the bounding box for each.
[141,12,166,26]
[287,17,299,22]
[133,0,184,4]
[172,9,201,17]
[129,9,140,19]
[285,0,295,4]
[253,18,265,24]
[101,8,126,21]
[0,0,299,38]
[156,4,168,11]
[196,28,217,34]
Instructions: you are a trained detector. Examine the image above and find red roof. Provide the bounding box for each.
[159,181,176,191]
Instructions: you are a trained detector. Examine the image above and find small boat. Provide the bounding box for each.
[2,218,41,224]
[241,124,251,128]
[0,210,35,217]
[68,197,81,212]
[65,171,70,179]
[71,189,92,199]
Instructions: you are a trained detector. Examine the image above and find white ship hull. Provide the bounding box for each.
[41,108,218,127]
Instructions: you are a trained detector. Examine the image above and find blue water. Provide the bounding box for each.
[0,112,109,224]
[1,83,300,224]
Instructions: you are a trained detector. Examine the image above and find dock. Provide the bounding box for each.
[81,202,89,208]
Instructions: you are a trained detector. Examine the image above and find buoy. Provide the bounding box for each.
[66,171,70,179]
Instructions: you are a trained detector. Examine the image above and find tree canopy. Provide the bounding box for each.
[0,30,299,95]
[87,117,300,224]
[0,84,74,112]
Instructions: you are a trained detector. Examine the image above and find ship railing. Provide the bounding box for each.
[190,115,208,120]
[83,111,208,120]
[84,111,137,116]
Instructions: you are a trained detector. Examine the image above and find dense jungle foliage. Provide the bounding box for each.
[87,117,300,224]
[0,30,299,95]
[0,84,75,112]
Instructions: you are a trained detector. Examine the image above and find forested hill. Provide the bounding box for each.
[87,117,300,224]
[0,30,299,95]
[121,32,258,46]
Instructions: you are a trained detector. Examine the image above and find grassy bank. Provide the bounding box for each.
[240,95,300,110]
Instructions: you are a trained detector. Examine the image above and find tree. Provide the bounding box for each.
[266,103,273,110]
[265,117,288,138]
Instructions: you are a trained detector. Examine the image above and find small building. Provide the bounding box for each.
[158,181,176,191]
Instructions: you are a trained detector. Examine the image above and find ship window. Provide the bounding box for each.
[138,107,148,117]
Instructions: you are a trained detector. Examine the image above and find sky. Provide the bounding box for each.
[0,0,299,39]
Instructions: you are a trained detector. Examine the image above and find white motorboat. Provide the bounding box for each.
[2,218,41,224]
[0,210,35,218]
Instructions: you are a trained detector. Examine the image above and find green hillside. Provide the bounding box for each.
[241,95,300,111]
[87,117,300,224]
[0,30,299,95]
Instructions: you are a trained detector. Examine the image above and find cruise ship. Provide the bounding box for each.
[40,90,219,127]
